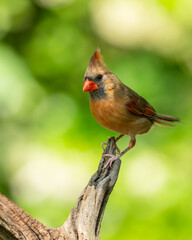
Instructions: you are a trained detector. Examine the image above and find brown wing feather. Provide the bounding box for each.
[126,95,156,119]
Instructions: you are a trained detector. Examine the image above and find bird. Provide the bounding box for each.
[83,49,179,169]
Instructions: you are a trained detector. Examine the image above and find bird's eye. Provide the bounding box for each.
[96,74,103,80]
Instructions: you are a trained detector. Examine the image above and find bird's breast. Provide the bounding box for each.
[90,98,152,136]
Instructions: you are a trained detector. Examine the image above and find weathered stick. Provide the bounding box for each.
[0,137,121,240]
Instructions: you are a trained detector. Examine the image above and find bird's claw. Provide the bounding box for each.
[101,142,108,151]
[101,136,122,170]
[102,137,121,154]
[102,154,120,170]
[102,153,114,158]
[101,137,112,150]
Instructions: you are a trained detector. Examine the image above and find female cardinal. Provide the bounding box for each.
[83,49,179,169]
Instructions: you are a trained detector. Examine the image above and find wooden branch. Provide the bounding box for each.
[0,137,121,240]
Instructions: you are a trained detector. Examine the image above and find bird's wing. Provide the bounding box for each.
[126,95,156,119]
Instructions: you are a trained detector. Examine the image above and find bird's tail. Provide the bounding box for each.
[155,114,180,127]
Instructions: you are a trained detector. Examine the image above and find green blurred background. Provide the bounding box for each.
[0,0,192,239]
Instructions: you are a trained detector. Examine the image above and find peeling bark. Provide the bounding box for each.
[0,137,121,240]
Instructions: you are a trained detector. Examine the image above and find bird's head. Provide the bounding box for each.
[83,49,114,100]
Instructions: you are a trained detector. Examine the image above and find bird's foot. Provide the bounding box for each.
[101,142,108,151]
[103,154,121,170]
[102,137,135,170]
[102,136,121,154]
[101,136,111,151]
[102,143,121,154]
[102,153,114,158]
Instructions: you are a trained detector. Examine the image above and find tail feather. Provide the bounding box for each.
[155,114,180,127]
[157,114,180,122]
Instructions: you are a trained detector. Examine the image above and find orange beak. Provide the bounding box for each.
[83,78,99,92]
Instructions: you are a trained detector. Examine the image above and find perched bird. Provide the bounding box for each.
[83,49,179,169]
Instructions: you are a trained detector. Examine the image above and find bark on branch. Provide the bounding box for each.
[0,137,121,240]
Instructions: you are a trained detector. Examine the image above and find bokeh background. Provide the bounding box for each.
[0,0,192,239]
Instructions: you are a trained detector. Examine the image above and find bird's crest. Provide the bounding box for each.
[89,48,104,67]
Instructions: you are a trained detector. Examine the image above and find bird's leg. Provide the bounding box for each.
[115,145,121,155]
[115,134,124,154]
[103,137,136,170]
[115,134,124,142]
